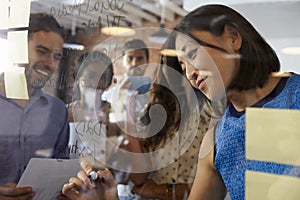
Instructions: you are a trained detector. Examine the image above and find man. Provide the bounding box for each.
[122,39,149,77]
[104,39,150,123]
[0,13,69,199]
[100,39,151,199]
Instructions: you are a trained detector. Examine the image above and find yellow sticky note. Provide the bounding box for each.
[8,31,28,64]
[0,0,9,29]
[246,170,300,200]
[4,67,28,99]
[246,107,300,166]
[9,0,31,28]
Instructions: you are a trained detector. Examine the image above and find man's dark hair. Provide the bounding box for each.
[123,39,149,61]
[28,13,65,40]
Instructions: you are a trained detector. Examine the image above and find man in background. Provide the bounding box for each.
[104,39,151,124]
[101,39,151,199]
[122,39,149,77]
[0,13,69,199]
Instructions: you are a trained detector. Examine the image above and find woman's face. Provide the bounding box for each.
[79,63,104,92]
[78,62,109,122]
[175,30,240,101]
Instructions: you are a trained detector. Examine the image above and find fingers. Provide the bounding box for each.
[80,159,93,175]
[0,182,34,198]
[0,193,36,200]
[62,177,83,194]
[77,170,93,189]
[68,177,83,191]
[61,182,79,200]
[97,169,116,188]
[79,160,116,189]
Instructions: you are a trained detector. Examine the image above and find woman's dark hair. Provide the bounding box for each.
[28,13,65,40]
[175,4,280,90]
[73,51,114,100]
[140,33,204,150]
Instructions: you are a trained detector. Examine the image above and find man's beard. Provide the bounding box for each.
[25,64,51,89]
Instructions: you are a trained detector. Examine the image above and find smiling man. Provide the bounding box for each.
[0,13,69,199]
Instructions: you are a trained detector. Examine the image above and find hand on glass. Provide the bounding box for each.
[58,160,118,200]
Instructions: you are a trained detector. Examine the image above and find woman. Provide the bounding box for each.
[172,4,300,200]
[129,32,223,199]
[67,51,113,123]
[61,4,300,199]
[66,51,125,162]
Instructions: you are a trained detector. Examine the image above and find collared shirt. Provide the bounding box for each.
[0,89,69,184]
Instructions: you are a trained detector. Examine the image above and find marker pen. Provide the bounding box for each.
[88,171,105,182]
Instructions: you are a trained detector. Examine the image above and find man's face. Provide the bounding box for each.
[123,49,148,76]
[25,31,63,89]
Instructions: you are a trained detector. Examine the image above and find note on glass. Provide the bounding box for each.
[0,0,9,29]
[69,121,106,165]
[245,170,300,200]
[8,30,28,64]
[9,0,31,28]
[245,107,300,166]
[4,67,28,99]
[0,0,30,29]
[17,158,81,200]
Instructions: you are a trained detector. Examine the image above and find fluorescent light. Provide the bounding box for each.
[160,49,184,57]
[281,47,300,55]
[63,43,85,50]
[101,27,135,36]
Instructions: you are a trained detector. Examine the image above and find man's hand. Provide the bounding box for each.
[0,182,35,200]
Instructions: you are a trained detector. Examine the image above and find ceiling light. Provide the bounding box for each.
[101,26,135,36]
[281,47,300,55]
[63,43,85,50]
[160,49,184,57]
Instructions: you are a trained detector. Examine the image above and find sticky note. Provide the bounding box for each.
[246,107,300,166]
[8,31,28,64]
[0,0,9,29]
[245,170,300,200]
[9,0,31,28]
[4,67,28,99]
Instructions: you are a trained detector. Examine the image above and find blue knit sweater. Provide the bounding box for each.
[214,73,300,200]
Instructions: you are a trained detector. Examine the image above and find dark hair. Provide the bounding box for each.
[175,4,280,91]
[73,51,114,100]
[76,51,114,89]
[140,33,202,150]
[123,39,149,61]
[28,13,65,40]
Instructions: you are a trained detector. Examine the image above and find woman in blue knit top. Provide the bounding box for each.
[59,4,300,200]
[172,4,300,200]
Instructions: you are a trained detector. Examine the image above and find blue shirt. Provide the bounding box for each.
[0,89,69,184]
[214,73,300,200]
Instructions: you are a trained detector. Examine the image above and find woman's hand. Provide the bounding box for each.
[58,160,118,200]
[131,179,158,199]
